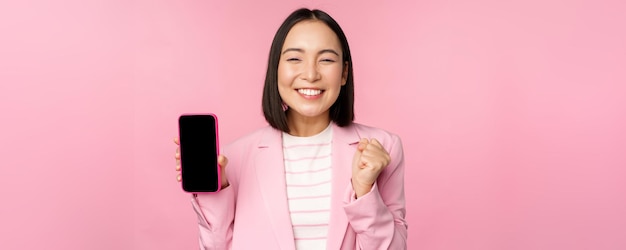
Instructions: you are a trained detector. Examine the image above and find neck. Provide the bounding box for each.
[286,111,331,137]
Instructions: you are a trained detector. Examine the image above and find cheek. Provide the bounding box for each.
[324,67,345,86]
[277,65,286,85]
[277,64,296,85]
[276,66,290,98]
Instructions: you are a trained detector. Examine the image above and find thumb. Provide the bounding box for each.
[353,140,366,169]
[357,138,369,151]
[218,155,228,168]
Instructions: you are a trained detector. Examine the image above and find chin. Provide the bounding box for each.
[289,108,327,118]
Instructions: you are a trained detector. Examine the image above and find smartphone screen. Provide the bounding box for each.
[178,114,220,192]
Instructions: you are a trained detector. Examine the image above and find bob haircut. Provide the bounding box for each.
[262,8,355,132]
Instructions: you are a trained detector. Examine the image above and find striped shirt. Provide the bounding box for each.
[282,125,333,250]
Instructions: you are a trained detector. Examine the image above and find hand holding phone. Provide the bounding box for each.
[177,114,221,192]
[174,140,229,189]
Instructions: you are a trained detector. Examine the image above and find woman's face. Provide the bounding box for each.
[277,20,348,121]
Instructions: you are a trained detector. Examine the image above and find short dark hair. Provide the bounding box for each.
[262,8,355,132]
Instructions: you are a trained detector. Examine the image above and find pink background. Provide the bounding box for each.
[1,0,625,249]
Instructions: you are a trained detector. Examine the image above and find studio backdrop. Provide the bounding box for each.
[1,0,625,249]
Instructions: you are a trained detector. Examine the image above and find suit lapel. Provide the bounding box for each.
[254,127,296,250]
[253,124,361,250]
[327,123,361,249]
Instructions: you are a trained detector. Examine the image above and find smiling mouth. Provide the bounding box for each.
[297,88,323,96]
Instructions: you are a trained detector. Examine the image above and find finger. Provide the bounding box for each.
[176,174,181,182]
[362,141,388,159]
[218,155,229,167]
[359,160,368,169]
[352,145,363,170]
[361,143,383,157]
[366,139,391,165]
[176,164,180,171]
[357,138,369,151]
[368,138,384,149]
[175,148,180,160]
[358,152,385,170]
[174,137,179,145]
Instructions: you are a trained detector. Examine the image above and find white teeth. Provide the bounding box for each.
[298,89,322,96]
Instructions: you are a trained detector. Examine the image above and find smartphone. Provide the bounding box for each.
[178,114,221,192]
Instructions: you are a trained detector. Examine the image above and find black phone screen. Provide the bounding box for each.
[178,114,219,192]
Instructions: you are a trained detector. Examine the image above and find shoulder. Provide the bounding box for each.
[350,123,402,145]
[349,123,405,178]
[223,126,275,152]
[346,123,404,159]
[220,126,278,179]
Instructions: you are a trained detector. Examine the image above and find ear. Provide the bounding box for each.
[342,61,349,86]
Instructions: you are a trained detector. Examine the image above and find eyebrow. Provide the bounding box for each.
[282,48,340,56]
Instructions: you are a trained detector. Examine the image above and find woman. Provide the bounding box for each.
[175,8,407,250]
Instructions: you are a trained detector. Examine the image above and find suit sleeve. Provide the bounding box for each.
[190,186,235,250]
[343,134,408,250]
[190,145,240,250]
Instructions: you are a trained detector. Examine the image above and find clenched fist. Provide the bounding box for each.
[351,138,391,198]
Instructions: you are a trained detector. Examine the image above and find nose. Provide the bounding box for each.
[300,60,321,82]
